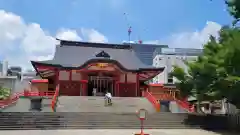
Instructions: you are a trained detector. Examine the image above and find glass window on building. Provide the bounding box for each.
[167,73,173,84]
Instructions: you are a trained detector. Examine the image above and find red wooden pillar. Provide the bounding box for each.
[80,80,88,96]
[69,70,72,81]
[115,75,120,97]
[136,73,139,97]
[124,73,127,96]
[55,69,60,94]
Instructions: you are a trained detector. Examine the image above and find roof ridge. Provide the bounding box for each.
[58,39,132,50]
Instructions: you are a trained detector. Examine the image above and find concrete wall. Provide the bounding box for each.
[0,76,33,94]
[0,76,18,93]
[169,101,188,113]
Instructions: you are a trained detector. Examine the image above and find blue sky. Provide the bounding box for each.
[0,0,233,69]
[0,0,232,42]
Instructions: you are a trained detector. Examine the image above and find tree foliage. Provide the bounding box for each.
[225,0,240,22]
[171,26,240,108]
[210,0,240,25]
[0,86,10,100]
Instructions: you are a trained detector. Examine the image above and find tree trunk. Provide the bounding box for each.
[196,94,204,113]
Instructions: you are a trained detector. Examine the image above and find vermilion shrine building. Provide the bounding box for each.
[31,39,165,97]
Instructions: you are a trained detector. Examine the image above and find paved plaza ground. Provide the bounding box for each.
[0,129,237,135]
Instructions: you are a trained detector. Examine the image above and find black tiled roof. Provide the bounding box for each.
[32,41,164,72]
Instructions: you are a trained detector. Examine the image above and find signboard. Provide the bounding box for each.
[135,109,149,135]
[137,109,148,120]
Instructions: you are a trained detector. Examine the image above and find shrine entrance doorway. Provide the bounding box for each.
[87,75,115,96]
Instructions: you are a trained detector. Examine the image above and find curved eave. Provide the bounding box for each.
[139,69,164,81]
[30,63,46,78]
[31,59,164,73]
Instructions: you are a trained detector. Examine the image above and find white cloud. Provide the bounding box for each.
[21,23,56,54]
[81,28,108,43]
[0,10,107,71]
[0,10,25,43]
[56,29,82,41]
[143,40,161,45]
[142,21,221,49]
[162,21,222,49]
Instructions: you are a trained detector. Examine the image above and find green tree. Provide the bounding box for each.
[218,26,240,107]
[210,0,240,25]
[171,35,226,111]
[171,26,240,109]
[225,0,240,24]
[170,66,194,99]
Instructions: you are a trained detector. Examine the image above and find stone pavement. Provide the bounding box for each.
[57,96,155,113]
[3,96,155,113]
[0,129,237,135]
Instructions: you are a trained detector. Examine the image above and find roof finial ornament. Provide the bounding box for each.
[95,50,110,58]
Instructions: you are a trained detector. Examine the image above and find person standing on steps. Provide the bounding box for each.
[105,91,112,105]
[92,87,97,96]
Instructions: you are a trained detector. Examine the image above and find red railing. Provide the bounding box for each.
[0,94,19,109]
[149,92,194,112]
[143,91,160,112]
[150,93,175,101]
[176,99,194,112]
[22,90,55,97]
[0,90,57,109]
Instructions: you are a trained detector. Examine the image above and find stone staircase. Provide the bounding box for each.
[0,112,200,130]
[0,96,202,130]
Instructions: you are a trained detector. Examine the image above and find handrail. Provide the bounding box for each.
[22,90,55,97]
[0,94,19,109]
[175,99,194,112]
[143,91,160,112]
[51,84,60,112]
[149,91,194,113]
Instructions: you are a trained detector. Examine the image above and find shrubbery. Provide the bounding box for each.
[0,86,10,100]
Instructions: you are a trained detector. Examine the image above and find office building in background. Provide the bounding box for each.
[0,60,8,76]
[152,48,203,84]
[124,43,168,65]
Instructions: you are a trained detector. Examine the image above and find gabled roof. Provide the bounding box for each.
[31,40,164,72]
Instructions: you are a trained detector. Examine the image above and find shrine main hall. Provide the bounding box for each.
[31,39,164,97]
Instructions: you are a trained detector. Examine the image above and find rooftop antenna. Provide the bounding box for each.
[123,13,132,45]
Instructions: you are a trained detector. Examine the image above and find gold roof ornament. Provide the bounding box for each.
[96,63,108,68]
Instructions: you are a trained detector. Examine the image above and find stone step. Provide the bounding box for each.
[0,112,187,116]
[0,119,186,123]
[0,115,187,121]
[0,113,188,122]
[0,125,199,130]
[0,111,195,130]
